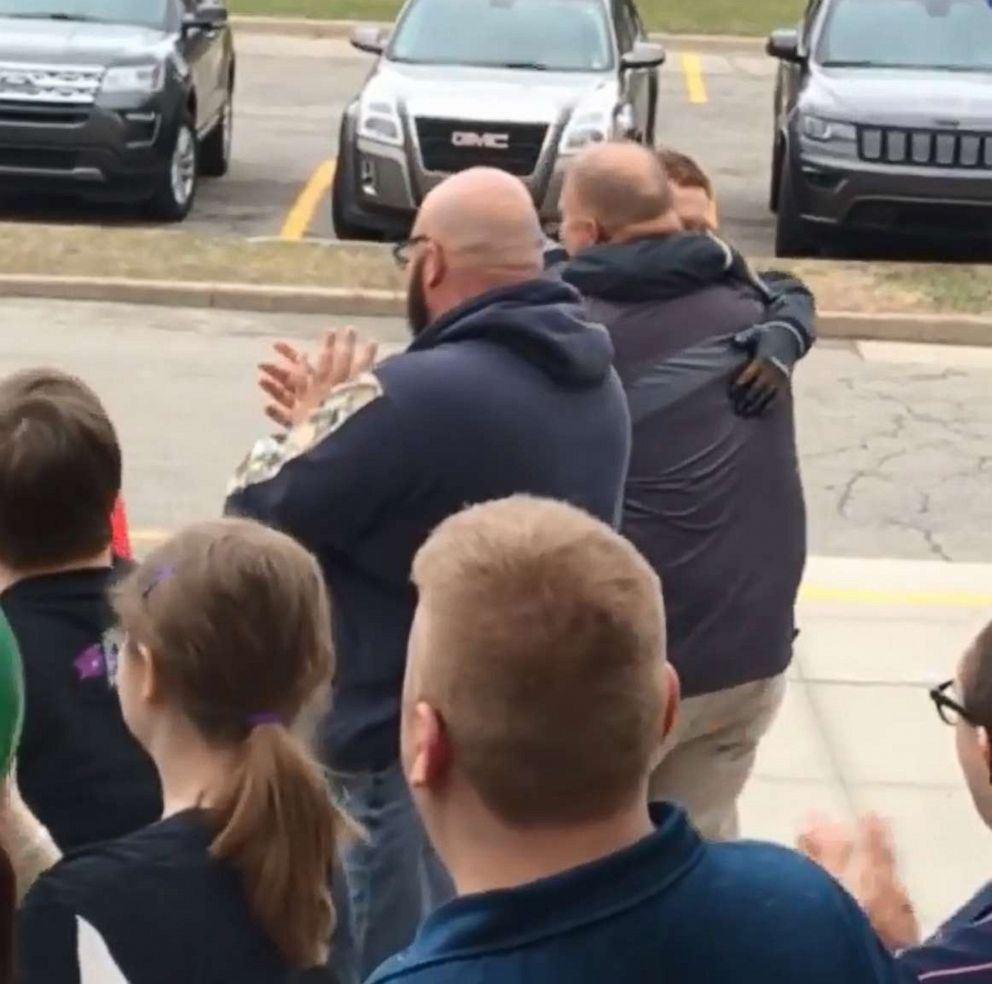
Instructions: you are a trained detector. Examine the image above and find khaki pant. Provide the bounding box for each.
[649,674,787,841]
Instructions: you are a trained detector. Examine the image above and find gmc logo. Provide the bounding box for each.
[451,130,510,150]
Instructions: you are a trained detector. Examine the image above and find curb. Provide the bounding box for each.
[229,15,765,50]
[2,274,990,346]
[0,275,402,318]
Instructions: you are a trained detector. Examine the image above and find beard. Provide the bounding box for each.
[406,253,432,338]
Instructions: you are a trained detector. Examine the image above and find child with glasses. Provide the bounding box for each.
[16,519,349,983]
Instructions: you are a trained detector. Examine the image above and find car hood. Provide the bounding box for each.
[370,60,612,123]
[0,18,167,66]
[803,65,992,127]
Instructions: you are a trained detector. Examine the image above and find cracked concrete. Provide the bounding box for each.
[0,300,990,562]
[795,342,992,562]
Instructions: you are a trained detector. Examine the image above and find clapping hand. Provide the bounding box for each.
[258,327,379,429]
[799,813,921,951]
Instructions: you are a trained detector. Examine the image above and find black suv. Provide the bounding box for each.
[769,0,992,256]
[0,0,235,221]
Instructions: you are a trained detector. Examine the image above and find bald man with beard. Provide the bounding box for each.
[227,167,631,979]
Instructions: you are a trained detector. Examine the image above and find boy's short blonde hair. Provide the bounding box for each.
[412,496,667,826]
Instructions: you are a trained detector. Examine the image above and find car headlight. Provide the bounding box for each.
[559,108,612,155]
[559,87,621,155]
[801,114,856,143]
[101,62,165,94]
[358,97,403,146]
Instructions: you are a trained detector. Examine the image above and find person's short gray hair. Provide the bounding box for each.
[569,142,675,236]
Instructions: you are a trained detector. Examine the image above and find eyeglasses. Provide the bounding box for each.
[930,679,976,727]
[392,235,430,269]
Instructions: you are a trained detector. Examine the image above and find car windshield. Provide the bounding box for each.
[388,0,613,72]
[0,0,167,26]
[817,0,992,71]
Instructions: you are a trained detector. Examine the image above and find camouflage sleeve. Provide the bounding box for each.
[225,373,417,553]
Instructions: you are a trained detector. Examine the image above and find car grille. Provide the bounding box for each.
[0,100,90,125]
[415,118,548,176]
[0,146,78,171]
[858,126,992,169]
[0,63,103,105]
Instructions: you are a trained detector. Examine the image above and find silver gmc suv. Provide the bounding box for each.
[332,0,665,240]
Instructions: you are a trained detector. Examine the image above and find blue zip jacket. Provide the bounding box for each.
[226,279,630,770]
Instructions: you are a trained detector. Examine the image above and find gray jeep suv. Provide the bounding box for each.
[333,0,665,240]
[770,0,992,257]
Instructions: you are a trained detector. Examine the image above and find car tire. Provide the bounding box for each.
[331,153,381,241]
[769,135,783,213]
[146,113,198,222]
[200,93,233,178]
[774,160,816,258]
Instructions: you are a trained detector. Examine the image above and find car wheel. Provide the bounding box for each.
[769,135,783,213]
[200,94,233,178]
[774,161,817,258]
[146,114,198,222]
[331,153,382,241]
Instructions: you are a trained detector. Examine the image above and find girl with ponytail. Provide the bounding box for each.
[16,519,350,983]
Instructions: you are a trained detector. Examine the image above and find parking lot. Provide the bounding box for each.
[0,31,777,256]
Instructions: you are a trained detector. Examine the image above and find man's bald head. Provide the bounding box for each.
[415,168,544,273]
[560,142,678,252]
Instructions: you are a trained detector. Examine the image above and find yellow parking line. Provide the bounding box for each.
[280,158,337,241]
[800,585,992,608]
[680,52,708,105]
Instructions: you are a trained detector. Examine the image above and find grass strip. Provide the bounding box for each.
[2,223,991,317]
[230,0,804,36]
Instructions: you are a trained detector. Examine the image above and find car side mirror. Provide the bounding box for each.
[620,41,666,71]
[182,4,228,32]
[766,28,803,63]
[350,25,389,55]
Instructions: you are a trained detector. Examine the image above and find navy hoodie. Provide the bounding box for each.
[562,234,807,698]
[226,279,630,770]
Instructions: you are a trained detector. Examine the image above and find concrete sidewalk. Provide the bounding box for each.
[741,556,992,935]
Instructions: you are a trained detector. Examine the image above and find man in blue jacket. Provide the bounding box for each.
[225,167,631,977]
[370,495,900,984]
[557,142,808,842]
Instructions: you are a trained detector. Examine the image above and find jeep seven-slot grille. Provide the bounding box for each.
[858,126,992,169]
[415,118,548,176]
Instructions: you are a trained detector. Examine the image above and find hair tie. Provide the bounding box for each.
[142,565,176,600]
[248,712,281,729]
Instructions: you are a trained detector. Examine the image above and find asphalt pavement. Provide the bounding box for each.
[1,297,987,562]
[0,33,776,256]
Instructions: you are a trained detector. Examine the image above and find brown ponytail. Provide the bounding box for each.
[211,723,346,966]
[114,519,351,969]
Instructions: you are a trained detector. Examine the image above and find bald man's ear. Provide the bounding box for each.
[592,220,611,246]
[423,241,447,289]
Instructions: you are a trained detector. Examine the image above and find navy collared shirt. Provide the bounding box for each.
[367,803,902,983]
[898,883,992,982]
